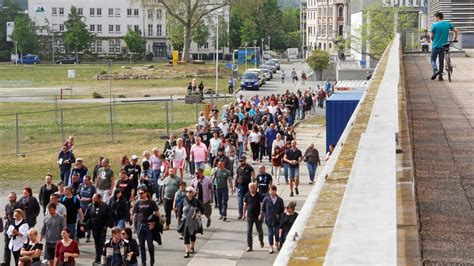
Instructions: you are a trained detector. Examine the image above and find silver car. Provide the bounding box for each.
[269,59,280,70]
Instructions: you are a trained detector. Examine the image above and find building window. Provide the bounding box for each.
[338,25,343,36]
[109,24,114,33]
[338,6,344,17]
[52,7,57,16]
[134,25,140,32]
[329,43,332,49]
[115,8,120,17]
[148,9,153,19]
[91,41,96,53]
[115,40,121,53]
[108,8,114,16]
[59,24,65,32]
[90,8,95,16]
[97,8,102,16]
[157,9,162,19]
[59,8,64,16]
[52,24,58,31]
[97,24,102,32]
[204,42,209,49]
[148,24,153,36]
[109,40,115,53]
[78,8,83,15]
[127,25,133,31]
[134,9,139,16]
[127,9,132,16]
[90,24,95,32]
[156,24,162,36]
[97,40,102,53]
[115,25,121,33]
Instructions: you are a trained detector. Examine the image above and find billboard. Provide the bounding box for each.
[237,47,261,65]
[6,21,14,42]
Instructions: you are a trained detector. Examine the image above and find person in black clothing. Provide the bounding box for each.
[133,188,160,266]
[121,227,139,266]
[101,227,131,265]
[82,193,113,263]
[116,170,135,205]
[60,187,83,240]
[125,156,141,194]
[260,185,284,253]
[198,81,204,96]
[57,144,76,186]
[18,187,40,228]
[92,156,104,183]
[243,183,264,252]
[2,192,25,266]
[199,127,212,148]
[109,189,129,229]
[256,165,272,199]
[235,156,255,220]
[177,186,204,258]
[39,174,59,215]
[19,228,43,264]
[279,201,299,245]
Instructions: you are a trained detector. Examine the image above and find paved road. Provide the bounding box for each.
[0,62,328,265]
[405,55,474,263]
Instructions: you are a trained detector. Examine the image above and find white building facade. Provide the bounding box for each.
[305,0,349,54]
[28,0,168,58]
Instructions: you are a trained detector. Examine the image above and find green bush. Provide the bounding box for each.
[92,92,104,98]
[306,49,330,71]
[0,50,11,62]
[99,70,107,75]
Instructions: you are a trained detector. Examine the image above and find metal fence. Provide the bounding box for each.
[0,98,215,157]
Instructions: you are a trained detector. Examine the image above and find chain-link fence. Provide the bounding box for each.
[0,99,216,157]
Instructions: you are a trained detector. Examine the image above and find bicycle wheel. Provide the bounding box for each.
[446,54,452,82]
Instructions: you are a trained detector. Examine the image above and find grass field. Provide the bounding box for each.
[0,100,227,189]
[0,62,233,98]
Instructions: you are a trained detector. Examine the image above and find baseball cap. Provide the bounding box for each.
[131,155,138,160]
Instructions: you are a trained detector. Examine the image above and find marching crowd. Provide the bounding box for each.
[1,89,334,266]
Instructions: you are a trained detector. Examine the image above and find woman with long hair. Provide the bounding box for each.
[173,138,187,180]
[177,187,204,258]
[54,227,80,265]
[121,227,139,266]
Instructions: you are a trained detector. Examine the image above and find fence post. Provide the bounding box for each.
[15,112,20,156]
[165,101,170,137]
[109,103,115,143]
[54,96,59,124]
[60,109,65,143]
[170,95,174,123]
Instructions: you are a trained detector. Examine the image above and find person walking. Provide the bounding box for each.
[121,227,140,266]
[54,228,80,266]
[40,203,66,266]
[249,125,261,164]
[69,158,88,185]
[420,29,431,52]
[57,144,76,186]
[39,174,59,215]
[173,138,187,180]
[212,161,233,221]
[192,168,213,227]
[430,12,459,81]
[243,183,264,252]
[264,124,278,163]
[279,201,299,245]
[301,71,307,85]
[261,185,285,253]
[18,187,40,228]
[256,165,272,199]
[281,70,286,83]
[227,76,234,94]
[77,175,96,242]
[109,189,129,229]
[2,192,25,266]
[101,227,131,265]
[271,146,284,185]
[60,186,83,240]
[95,158,115,204]
[304,143,321,184]
[163,168,181,230]
[19,228,43,265]
[283,140,303,197]
[177,186,204,258]
[82,193,113,264]
[190,136,208,171]
[291,68,297,84]
[6,209,29,266]
[235,156,255,220]
[132,188,160,266]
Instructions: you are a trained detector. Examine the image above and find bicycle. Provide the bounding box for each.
[443,40,458,82]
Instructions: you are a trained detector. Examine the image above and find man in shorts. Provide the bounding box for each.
[95,158,115,203]
[283,140,303,197]
[40,203,66,266]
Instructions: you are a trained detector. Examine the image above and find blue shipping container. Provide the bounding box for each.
[326,92,363,152]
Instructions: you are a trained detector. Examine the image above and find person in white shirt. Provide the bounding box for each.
[249,125,261,164]
[173,138,188,179]
[272,133,285,154]
[198,111,206,129]
[218,120,229,136]
[7,209,29,266]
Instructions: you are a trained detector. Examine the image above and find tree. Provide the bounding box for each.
[240,19,258,46]
[351,3,417,61]
[153,0,231,62]
[168,16,184,53]
[63,6,93,63]
[306,49,330,80]
[0,0,24,60]
[10,16,38,59]
[123,30,146,63]
[192,20,209,60]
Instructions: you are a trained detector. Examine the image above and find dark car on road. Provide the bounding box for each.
[15,54,40,64]
[56,56,81,64]
[240,71,260,91]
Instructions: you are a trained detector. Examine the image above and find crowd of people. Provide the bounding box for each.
[1,89,334,265]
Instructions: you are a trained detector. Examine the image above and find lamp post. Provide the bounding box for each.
[261,38,264,60]
[268,36,271,51]
[253,39,257,68]
[244,42,248,70]
[214,12,220,104]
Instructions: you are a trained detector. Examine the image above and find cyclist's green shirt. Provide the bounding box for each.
[431,20,455,49]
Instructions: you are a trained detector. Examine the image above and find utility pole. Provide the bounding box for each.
[215,12,220,104]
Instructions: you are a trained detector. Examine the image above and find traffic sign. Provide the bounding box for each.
[225,63,233,70]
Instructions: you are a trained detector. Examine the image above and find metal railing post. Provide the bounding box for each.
[60,109,65,143]
[109,103,115,143]
[195,103,198,123]
[165,101,170,137]
[170,95,174,123]
[15,113,20,156]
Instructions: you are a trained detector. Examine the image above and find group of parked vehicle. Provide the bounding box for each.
[13,54,80,64]
[240,58,281,91]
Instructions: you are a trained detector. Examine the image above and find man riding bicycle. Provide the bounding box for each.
[430,12,459,81]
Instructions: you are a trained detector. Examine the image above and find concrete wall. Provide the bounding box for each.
[338,68,373,80]
[462,33,474,48]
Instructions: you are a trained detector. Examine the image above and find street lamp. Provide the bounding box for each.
[253,39,257,68]
[244,42,248,70]
[261,38,264,60]
[214,10,223,104]
[268,36,271,51]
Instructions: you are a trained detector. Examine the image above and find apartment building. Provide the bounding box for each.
[306,0,349,54]
[300,0,308,58]
[28,0,168,58]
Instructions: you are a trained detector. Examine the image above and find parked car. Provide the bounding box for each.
[240,71,260,91]
[265,61,277,73]
[55,56,81,64]
[269,59,280,70]
[247,68,265,86]
[15,54,40,64]
[260,65,274,78]
[261,69,272,81]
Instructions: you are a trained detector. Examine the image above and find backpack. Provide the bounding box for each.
[60,195,78,205]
